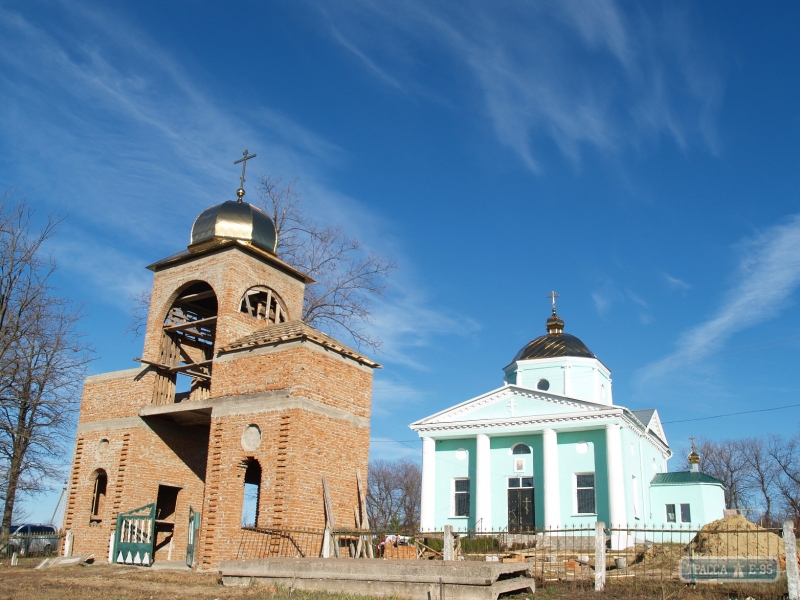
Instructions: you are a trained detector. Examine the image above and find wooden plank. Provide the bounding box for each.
[353,507,363,558]
[356,470,374,558]
[162,315,218,332]
[322,476,339,558]
[176,290,216,303]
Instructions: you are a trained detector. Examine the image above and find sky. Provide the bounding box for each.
[2,1,800,523]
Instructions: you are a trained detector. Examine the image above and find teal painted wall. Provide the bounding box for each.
[488,434,544,530]
[462,395,582,421]
[433,438,475,530]
[556,430,609,526]
[503,357,612,404]
[649,482,726,542]
[427,426,681,533]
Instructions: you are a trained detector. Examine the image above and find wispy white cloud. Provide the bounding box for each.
[369,279,480,369]
[641,214,800,381]
[0,4,475,360]
[663,272,692,291]
[592,280,651,323]
[329,26,406,91]
[371,378,427,418]
[592,288,617,316]
[369,436,420,461]
[311,0,723,171]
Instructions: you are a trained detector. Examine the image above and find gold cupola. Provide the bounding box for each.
[688,437,701,472]
[188,149,277,254]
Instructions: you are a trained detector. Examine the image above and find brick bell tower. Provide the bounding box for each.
[64,152,380,569]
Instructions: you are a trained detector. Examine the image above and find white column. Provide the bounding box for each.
[563,365,572,397]
[420,437,436,531]
[605,423,628,549]
[542,428,561,530]
[475,433,492,532]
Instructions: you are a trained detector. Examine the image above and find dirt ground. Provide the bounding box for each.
[0,562,790,600]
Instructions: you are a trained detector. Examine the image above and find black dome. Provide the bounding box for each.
[513,332,595,362]
[512,310,595,362]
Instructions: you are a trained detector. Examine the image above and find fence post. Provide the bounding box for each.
[322,528,331,558]
[443,526,453,561]
[63,531,73,557]
[785,520,799,600]
[108,532,115,563]
[594,521,606,592]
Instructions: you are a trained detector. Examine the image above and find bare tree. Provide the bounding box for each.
[0,190,91,533]
[740,436,780,525]
[690,438,752,510]
[366,458,421,531]
[258,176,396,351]
[127,177,396,351]
[125,289,151,338]
[767,433,800,524]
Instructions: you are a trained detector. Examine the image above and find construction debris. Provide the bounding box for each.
[690,514,783,558]
[35,554,94,569]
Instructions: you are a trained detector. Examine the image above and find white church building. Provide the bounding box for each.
[410,300,725,545]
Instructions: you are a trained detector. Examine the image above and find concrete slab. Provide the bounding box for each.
[220,558,535,600]
[150,561,191,571]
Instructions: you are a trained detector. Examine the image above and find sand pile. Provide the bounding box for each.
[690,515,783,558]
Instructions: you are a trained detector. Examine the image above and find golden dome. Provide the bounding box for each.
[189,200,277,254]
[688,437,701,465]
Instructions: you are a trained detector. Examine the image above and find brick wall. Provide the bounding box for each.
[142,246,306,362]
[212,344,373,418]
[65,240,376,570]
[64,422,209,562]
[197,407,370,568]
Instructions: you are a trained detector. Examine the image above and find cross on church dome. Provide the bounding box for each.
[511,295,596,362]
[188,149,278,254]
[234,149,257,202]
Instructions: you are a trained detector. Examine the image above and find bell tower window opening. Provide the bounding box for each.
[239,286,287,325]
[242,459,262,528]
[90,469,107,522]
[150,282,218,405]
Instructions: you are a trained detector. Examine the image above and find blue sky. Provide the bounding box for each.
[2,1,800,522]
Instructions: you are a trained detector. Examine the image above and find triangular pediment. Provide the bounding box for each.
[631,408,668,445]
[647,410,667,445]
[411,385,609,426]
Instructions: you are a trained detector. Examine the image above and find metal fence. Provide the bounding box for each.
[0,531,64,566]
[235,521,798,596]
[237,526,420,560]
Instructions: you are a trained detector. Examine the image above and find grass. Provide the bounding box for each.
[0,561,790,600]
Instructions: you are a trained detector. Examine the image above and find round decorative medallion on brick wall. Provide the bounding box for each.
[241,425,262,451]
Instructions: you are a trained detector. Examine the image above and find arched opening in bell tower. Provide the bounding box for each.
[152,281,218,405]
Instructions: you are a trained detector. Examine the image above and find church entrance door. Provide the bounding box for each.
[507,477,534,532]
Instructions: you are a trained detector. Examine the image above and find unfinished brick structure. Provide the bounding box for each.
[63,191,379,569]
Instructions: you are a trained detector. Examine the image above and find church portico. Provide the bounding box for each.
[414,420,630,533]
[411,297,724,546]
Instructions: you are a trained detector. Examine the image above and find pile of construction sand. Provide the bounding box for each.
[690,515,784,558]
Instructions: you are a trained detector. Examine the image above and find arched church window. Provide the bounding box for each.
[151,281,218,405]
[241,458,262,528]
[512,444,531,455]
[537,379,549,391]
[239,286,288,325]
[90,469,107,521]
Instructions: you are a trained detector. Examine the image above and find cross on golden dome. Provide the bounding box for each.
[234,149,257,202]
[547,290,560,314]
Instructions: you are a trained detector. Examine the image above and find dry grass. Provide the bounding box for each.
[0,563,371,600]
[0,561,790,600]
